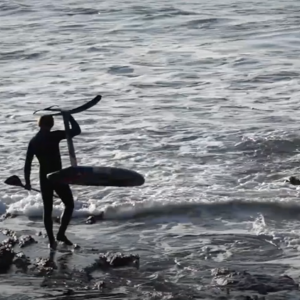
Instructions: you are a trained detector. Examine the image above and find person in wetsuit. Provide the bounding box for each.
[24,113,81,249]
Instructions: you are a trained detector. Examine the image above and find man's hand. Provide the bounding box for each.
[24,183,31,191]
[61,110,71,117]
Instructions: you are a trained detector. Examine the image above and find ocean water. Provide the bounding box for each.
[1,0,300,299]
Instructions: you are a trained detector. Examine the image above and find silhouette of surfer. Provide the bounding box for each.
[24,113,81,250]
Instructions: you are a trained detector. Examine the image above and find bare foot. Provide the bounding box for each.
[57,234,73,246]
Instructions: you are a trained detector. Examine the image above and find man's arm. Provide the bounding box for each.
[24,141,34,189]
[55,114,81,140]
[68,114,81,137]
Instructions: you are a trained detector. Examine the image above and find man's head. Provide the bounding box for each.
[38,115,54,130]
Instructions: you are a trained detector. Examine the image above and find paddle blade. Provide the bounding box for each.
[4,175,24,187]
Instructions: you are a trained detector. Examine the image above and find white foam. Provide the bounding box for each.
[2,193,103,218]
[3,188,300,225]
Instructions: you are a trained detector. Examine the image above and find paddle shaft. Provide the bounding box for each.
[62,112,78,167]
[25,186,59,199]
[31,187,42,194]
[16,178,60,199]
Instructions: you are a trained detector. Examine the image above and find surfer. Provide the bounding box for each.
[23,113,81,250]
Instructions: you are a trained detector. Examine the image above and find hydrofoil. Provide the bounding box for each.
[34,95,145,187]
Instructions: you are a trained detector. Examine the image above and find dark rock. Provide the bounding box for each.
[74,244,80,250]
[0,245,15,272]
[1,229,17,237]
[36,231,42,237]
[13,252,30,271]
[211,268,299,294]
[98,252,139,269]
[85,212,104,224]
[33,257,57,276]
[93,281,106,290]
[19,235,37,248]
[212,268,234,277]
[35,231,47,239]
[1,236,18,248]
[0,213,17,221]
[63,289,74,296]
[82,252,139,276]
[286,176,300,185]
[35,257,55,268]
[75,269,93,282]
[85,216,96,224]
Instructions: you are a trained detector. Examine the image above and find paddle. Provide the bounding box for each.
[4,175,59,199]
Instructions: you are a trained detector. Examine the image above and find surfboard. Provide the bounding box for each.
[36,95,146,188]
[47,166,145,187]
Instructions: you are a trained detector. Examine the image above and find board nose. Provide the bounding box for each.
[133,173,145,186]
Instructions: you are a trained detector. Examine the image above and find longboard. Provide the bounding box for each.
[47,165,145,187]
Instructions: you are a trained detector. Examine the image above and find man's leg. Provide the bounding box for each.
[40,179,56,249]
[54,183,74,245]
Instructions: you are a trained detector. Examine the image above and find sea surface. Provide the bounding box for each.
[1,0,300,299]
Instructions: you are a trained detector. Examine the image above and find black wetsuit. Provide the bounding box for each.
[24,115,81,245]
